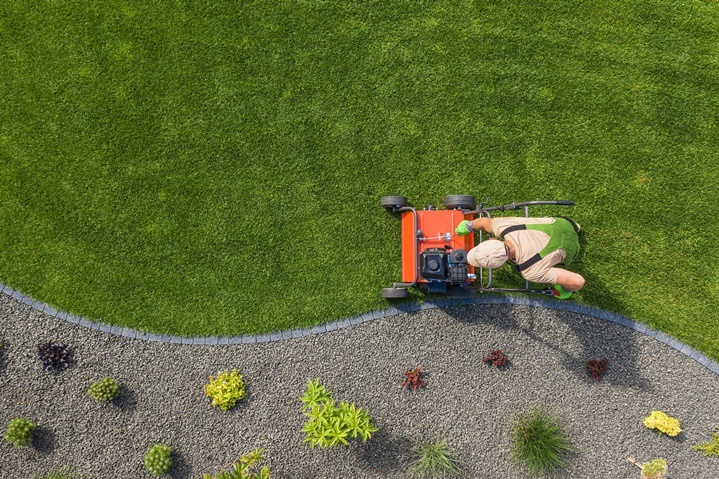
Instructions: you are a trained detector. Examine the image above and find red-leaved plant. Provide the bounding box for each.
[586,358,610,380]
[482,349,508,367]
[402,367,426,391]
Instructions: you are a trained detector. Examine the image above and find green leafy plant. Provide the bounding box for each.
[202,449,271,479]
[88,377,120,402]
[300,379,378,448]
[33,467,81,479]
[693,428,719,456]
[402,367,426,391]
[408,439,463,478]
[204,370,246,411]
[5,417,35,448]
[144,444,172,476]
[642,458,667,478]
[643,411,682,437]
[511,409,574,476]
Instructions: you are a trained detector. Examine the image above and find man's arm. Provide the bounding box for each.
[469,217,494,234]
[554,268,585,292]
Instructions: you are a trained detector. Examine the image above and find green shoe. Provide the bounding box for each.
[552,284,572,299]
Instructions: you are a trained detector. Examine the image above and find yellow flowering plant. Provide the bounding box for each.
[204,370,246,411]
[643,411,681,437]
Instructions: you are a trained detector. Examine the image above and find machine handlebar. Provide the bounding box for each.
[468,200,574,215]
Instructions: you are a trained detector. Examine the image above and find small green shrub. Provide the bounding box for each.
[693,428,719,456]
[408,439,463,478]
[642,458,667,478]
[33,467,81,479]
[144,444,172,476]
[202,449,271,479]
[5,417,35,448]
[300,379,378,448]
[88,377,120,401]
[511,409,574,476]
[204,370,246,411]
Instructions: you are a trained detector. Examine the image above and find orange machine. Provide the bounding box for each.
[380,196,576,298]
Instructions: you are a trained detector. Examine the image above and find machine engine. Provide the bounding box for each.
[419,248,470,292]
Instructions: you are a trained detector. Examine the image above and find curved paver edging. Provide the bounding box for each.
[3,280,719,375]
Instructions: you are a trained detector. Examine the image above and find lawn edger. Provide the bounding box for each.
[380,195,575,298]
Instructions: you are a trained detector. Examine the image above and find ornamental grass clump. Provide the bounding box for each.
[693,428,719,456]
[511,409,574,476]
[5,417,35,448]
[204,370,246,411]
[202,449,270,479]
[88,377,120,402]
[408,439,463,478]
[300,379,378,448]
[643,411,682,437]
[144,444,172,476]
[33,467,80,479]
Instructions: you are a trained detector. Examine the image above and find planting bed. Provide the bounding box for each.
[1,294,719,478]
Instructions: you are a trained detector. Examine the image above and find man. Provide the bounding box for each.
[455,216,585,299]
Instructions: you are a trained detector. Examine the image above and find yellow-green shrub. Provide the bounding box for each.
[204,370,246,411]
[643,411,681,437]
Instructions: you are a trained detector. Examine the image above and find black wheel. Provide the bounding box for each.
[382,287,409,299]
[443,195,475,210]
[380,196,408,210]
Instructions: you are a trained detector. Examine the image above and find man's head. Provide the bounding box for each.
[467,239,508,269]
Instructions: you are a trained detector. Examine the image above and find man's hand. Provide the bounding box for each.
[455,220,474,236]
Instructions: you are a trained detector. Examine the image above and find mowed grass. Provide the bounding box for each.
[1,1,718,358]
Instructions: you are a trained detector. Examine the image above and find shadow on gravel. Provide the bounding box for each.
[444,284,653,391]
[355,428,411,476]
[33,426,55,455]
[114,388,138,412]
[168,450,191,479]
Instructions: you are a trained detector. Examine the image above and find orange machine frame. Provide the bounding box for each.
[401,209,475,283]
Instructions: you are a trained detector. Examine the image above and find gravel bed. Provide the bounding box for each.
[1,293,719,479]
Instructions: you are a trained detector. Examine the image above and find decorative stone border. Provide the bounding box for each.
[3,281,718,375]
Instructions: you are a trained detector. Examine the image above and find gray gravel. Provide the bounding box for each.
[1,293,719,479]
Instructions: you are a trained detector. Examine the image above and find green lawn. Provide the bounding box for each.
[1,0,718,359]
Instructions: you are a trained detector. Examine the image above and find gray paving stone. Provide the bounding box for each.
[679,343,693,356]
[281,330,293,340]
[350,315,363,326]
[205,337,219,345]
[291,329,304,339]
[11,290,23,300]
[121,328,137,339]
[78,318,92,328]
[2,285,14,295]
[370,310,383,320]
[56,311,68,321]
[652,331,671,345]
[419,300,436,310]
[190,337,204,345]
[325,322,338,332]
[242,335,257,344]
[109,325,122,335]
[335,318,351,329]
[708,362,719,375]
[218,336,229,345]
[30,300,44,311]
[44,306,59,317]
[160,335,172,343]
[228,336,243,345]
[689,349,704,361]
[98,323,112,334]
[634,322,648,334]
[311,325,327,335]
[20,295,34,306]
[666,338,683,351]
[301,328,313,337]
[270,332,283,342]
[180,336,193,345]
